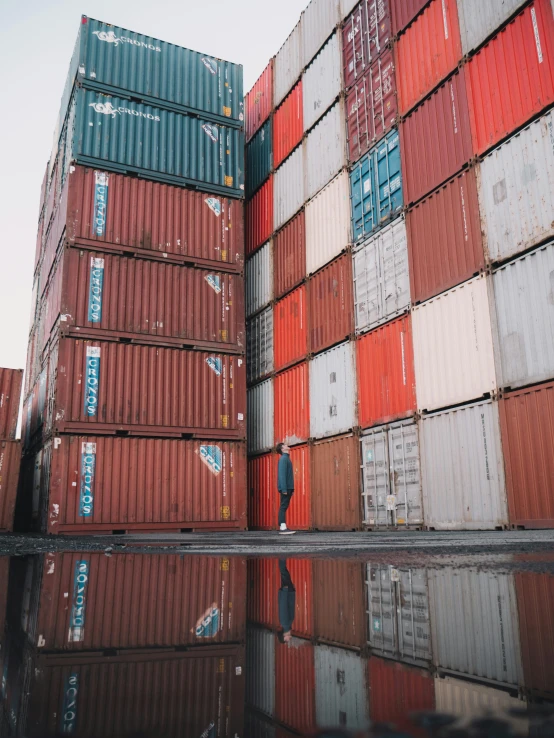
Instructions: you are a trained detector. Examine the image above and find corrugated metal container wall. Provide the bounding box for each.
[353,216,410,333]
[248,453,276,530]
[274,211,306,299]
[274,21,303,108]
[246,119,272,199]
[306,171,351,275]
[247,627,276,718]
[313,559,366,646]
[288,445,312,530]
[275,638,316,734]
[357,315,416,428]
[246,61,273,142]
[515,572,554,698]
[305,101,347,201]
[310,341,357,438]
[245,711,277,738]
[340,0,359,20]
[342,0,393,90]
[274,286,308,371]
[42,436,247,533]
[407,169,484,304]
[346,49,397,164]
[273,82,303,169]
[308,253,354,354]
[428,568,523,685]
[248,380,274,454]
[303,32,342,133]
[274,363,310,447]
[493,242,554,390]
[465,0,554,156]
[274,146,305,231]
[0,442,20,532]
[0,369,22,440]
[420,400,508,530]
[499,382,554,528]
[400,69,473,207]
[246,559,314,632]
[246,178,273,256]
[457,0,527,55]
[302,0,340,69]
[412,275,496,412]
[370,658,435,733]
[314,646,370,729]
[391,0,431,35]
[247,308,274,384]
[247,557,277,628]
[477,111,554,265]
[312,435,361,530]
[395,0,462,116]
[246,241,273,318]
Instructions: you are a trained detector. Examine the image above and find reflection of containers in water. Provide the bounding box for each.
[246,119,272,199]
[274,211,306,299]
[301,0,340,69]
[247,558,277,627]
[273,81,303,170]
[274,146,304,232]
[246,241,273,318]
[342,0,392,90]
[312,435,361,531]
[248,453,275,531]
[314,559,366,647]
[456,0,528,56]
[0,368,23,441]
[274,363,310,447]
[273,286,308,371]
[274,20,303,109]
[303,32,342,133]
[304,101,347,202]
[308,253,354,354]
[275,637,316,735]
[315,645,370,730]
[310,341,357,439]
[515,571,554,699]
[246,178,273,256]
[247,308,274,384]
[305,171,351,276]
[247,379,274,455]
[0,442,21,532]
[247,626,275,718]
[245,61,273,142]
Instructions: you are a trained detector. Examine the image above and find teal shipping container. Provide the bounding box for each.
[246,118,272,199]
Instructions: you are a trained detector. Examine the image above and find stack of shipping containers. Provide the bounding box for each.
[0,369,22,532]
[20,17,247,534]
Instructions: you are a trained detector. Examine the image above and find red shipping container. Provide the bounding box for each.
[246,61,273,142]
[346,48,398,164]
[465,0,554,156]
[400,68,472,206]
[0,441,20,532]
[273,81,303,169]
[515,572,554,698]
[45,338,246,439]
[247,557,277,627]
[274,211,306,299]
[391,0,431,35]
[499,381,554,529]
[357,315,416,428]
[246,177,274,256]
[308,254,354,354]
[406,168,485,304]
[395,0,462,116]
[39,435,246,533]
[275,638,316,734]
[274,363,310,447]
[343,0,393,90]
[313,559,366,647]
[287,445,311,531]
[248,453,276,530]
[312,434,362,531]
[274,286,308,371]
[369,658,435,734]
[0,368,22,441]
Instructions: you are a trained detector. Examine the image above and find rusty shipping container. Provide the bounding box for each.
[274,362,310,447]
[248,453,275,531]
[342,0,392,90]
[515,571,554,698]
[274,286,308,371]
[0,441,20,532]
[391,0,431,35]
[246,177,273,256]
[287,445,312,531]
[274,211,306,299]
[273,81,303,170]
[313,559,366,647]
[44,338,246,439]
[275,638,316,734]
[308,253,354,354]
[246,61,273,142]
[312,434,361,531]
[406,168,485,304]
[0,368,22,441]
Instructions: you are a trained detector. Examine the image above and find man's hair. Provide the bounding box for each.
[276,442,284,455]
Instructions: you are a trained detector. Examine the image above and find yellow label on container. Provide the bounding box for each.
[397,518,405,525]
[224,176,234,187]
[221,507,231,520]
[223,106,231,117]
[220,329,228,341]
[221,250,228,261]
[222,415,229,428]
[218,659,225,673]
[221,557,230,570]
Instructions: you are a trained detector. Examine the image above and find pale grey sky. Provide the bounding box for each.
[0,0,306,370]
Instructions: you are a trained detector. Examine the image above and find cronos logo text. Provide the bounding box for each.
[92,29,161,52]
[89,101,161,122]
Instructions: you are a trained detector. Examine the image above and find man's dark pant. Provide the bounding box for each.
[278,491,293,526]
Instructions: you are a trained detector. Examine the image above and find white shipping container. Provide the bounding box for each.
[303,31,342,132]
[493,241,554,389]
[420,399,508,530]
[246,242,273,318]
[353,216,410,334]
[412,275,497,413]
[274,20,303,108]
[246,626,275,717]
[302,0,340,69]
[305,101,347,201]
[274,145,305,231]
[456,0,528,55]
[478,110,554,264]
[428,568,523,686]
[247,379,274,454]
[247,308,274,384]
[305,171,351,275]
[314,645,370,730]
[340,0,359,21]
[309,340,357,438]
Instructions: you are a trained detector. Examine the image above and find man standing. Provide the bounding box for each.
[276,442,296,534]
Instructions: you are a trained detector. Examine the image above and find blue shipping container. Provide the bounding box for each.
[350,129,403,243]
[245,118,272,199]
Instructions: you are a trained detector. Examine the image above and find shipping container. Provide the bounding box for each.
[275,638,316,734]
[350,128,403,242]
[274,286,308,371]
[274,20,304,108]
[246,241,273,318]
[429,568,523,685]
[246,62,273,142]
[303,32,342,133]
[308,253,354,353]
[247,308,274,384]
[412,275,496,412]
[407,168,484,304]
[274,146,305,231]
[305,101,347,201]
[478,111,554,265]
[342,0,392,90]
[245,711,277,738]
[248,379,274,454]
[515,571,554,698]
[499,381,554,529]
[457,0,528,55]
[247,627,276,717]
[0,442,20,532]
[246,119,272,199]
[0,368,22,441]
[353,215,410,333]
[340,0,359,21]
[493,241,554,390]
[396,0,462,116]
[370,658,435,733]
[310,341,357,438]
[312,435,361,530]
[247,557,277,628]
[287,446,312,530]
[346,48,397,164]
[23,368,48,454]
[302,0,340,69]
[314,560,366,646]
[357,315,416,428]
[314,645,370,729]
[305,171,351,275]
[274,211,306,299]
[273,81,303,169]
[400,68,473,206]
[361,419,422,528]
[248,454,276,531]
[465,0,554,156]
[391,0,430,35]
[274,363,310,447]
[246,178,273,256]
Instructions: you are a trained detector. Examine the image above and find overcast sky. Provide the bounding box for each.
[0,0,306,370]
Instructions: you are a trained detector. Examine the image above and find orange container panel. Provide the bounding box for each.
[0,441,20,532]
[246,177,273,256]
[288,558,313,637]
[248,453,277,531]
[515,571,554,699]
[274,363,310,448]
[308,253,354,354]
[247,557,277,629]
[0,368,22,441]
[246,61,273,142]
[274,211,306,299]
[287,445,312,531]
[275,638,316,734]
[313,559,366,648]
[274,286,308,371]
[312,434,362,531]
[273,81,304,169]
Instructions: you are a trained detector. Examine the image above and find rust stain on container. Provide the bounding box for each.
[313,558,366,647]
[0,368,22,440]
[248,453,276,531]
[308,254,354,355]
[275,637,316,734]
[0,441,20,532]
[274,286,308,371]
[312,434,361,531]
[273,81,303,169]
[515,571,554,698]
[274,211,306,299]
[246,177,273,256]
[246,61,273,142]
[274,362,310,447]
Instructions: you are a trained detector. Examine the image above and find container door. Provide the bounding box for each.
[397,567,432,665]
[314,645,369,729]
[353,241,381,333]
[388,420,422,526]
[32,450,43,523]
[350,154,376,243]
[375,129,403,226]
[361,429,390,527]
[367,564,396,657]
[381,217,410,323]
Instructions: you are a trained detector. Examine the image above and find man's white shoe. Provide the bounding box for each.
[279,526,296,535]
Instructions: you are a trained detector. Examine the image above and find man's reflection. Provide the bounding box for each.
[277,558,295,644]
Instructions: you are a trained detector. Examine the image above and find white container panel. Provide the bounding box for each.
[315,645,370,730]
[274,145,305,231]
[478,110,554,264]
[493,241,554,389]
[340,0,359,20]
[302,0,340,69]
[429,568,523,686]
[246,242,273,317]
[247,308,274,384]
[420,400,508,530]
[247,379,274,454]
[457,0,528,55]
[305,170,351,275]
[246,626,275,717]
[412,275,497,413]
[309,341,357,438]
[303,31,342,132]
[305,101,347,201]
[274,20,303,108]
